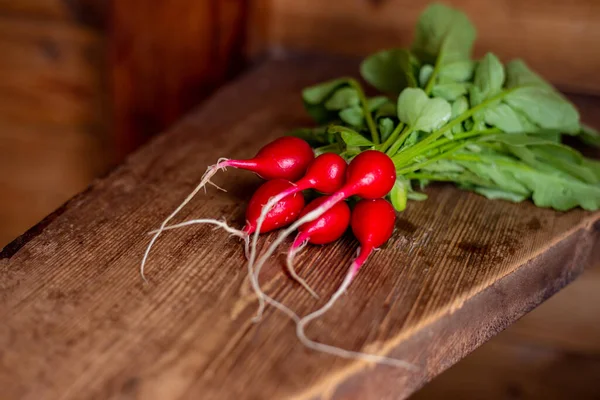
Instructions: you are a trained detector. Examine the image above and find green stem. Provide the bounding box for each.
[328,124,363,137]
[379,122,405,153]
[395,142,468,175]
[395,128,500,164]
[392,91,513,163]
[424,55,443,95]
[386,127,414,156]
[405,172,458,182]
[348,78,379,145]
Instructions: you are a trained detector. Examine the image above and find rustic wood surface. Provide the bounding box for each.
[1,56,599,400]
[269,0,600,94]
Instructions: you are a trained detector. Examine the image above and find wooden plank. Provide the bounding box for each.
[0,56,598,400]
[269,0,600,94]
[110,0,251,161]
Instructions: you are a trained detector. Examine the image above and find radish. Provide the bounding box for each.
[243,179,306,235]
[252,150,396,320]
[286,198,351,298]
[141,136,314,281]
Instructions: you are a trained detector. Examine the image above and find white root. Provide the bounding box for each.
[251,192,345,321]
[148,218,251,260]
[140,159,230,281]
[295,262,418,370]
[286,239,319,299]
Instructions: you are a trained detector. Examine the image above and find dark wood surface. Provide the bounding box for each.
[1,56,599,400]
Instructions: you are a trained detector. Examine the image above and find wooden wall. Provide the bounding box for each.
[268,0,600,94]
[110,0,254,159]
[0,0,109,246]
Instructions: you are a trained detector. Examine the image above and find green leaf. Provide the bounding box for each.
[579,124,600,148]
[368,96,390,112]
[511,165,600,211]
[419,65,434,87]
[452,96,469,117]
[390,178,409,211]
[412,3,476,65]
[504,87,580,133]
[484,103,530,133]
[397,88,451,132]
[472,187,528,202]
[474,53,505,99]
[339,106,364,127]
[439,60,475,82]
[505,60,550,89]
[302,78,348,104]
[360,49,418,94]
[379,118,395,142]
[340,129,374,147]
[432,83,468,100]
[375,101,396,118]
[456,152,600,211]
[324,87,359,110]
[290,126,335,146]
[458,160,530,195]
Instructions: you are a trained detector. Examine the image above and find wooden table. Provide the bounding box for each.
[1,56,599,400]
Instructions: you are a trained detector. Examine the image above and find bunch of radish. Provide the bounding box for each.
[141,136,414,369]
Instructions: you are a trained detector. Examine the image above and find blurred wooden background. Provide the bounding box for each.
[0,1,599,398]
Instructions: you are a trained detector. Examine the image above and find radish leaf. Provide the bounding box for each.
[412,3,476,65]
[360,49,418,94]
[397,88,451,132]
[325,87,359,110]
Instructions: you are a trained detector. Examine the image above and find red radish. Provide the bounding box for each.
[141,136,313,281]
[243,179,305,234]
[286,198,351,298]
[251,150,395,320]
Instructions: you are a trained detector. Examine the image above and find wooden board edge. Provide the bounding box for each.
[294,218,600,400]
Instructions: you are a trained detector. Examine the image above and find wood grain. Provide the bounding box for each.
[0,56,598,400]
[110,0,251,160]
[269,0,600,94]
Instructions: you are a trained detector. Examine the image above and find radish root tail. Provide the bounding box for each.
[252,193,343,321]
[287,238,319,299]
[296,261,417,370]
[140,159,230,281]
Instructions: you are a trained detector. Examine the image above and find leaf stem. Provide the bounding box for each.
[393,91,513,162]
[424,55,443,95]
[395,142,468,174]
[386,127,414,156]
[348,78,380,144]
[396,128,500,163]
[379,122,405,153]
